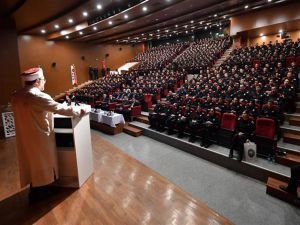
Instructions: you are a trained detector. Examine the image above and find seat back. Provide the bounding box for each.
[221,113,237,131]
[255,117,275,139]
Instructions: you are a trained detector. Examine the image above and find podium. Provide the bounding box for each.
[54,110,93,188]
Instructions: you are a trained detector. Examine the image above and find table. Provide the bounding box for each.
[90,109,125,127]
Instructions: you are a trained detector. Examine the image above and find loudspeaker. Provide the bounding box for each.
[52,62,56,67]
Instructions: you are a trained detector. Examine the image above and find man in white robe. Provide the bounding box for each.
[11,67,87,199]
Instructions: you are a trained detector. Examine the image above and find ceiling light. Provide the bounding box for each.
[279,29,283,33]
[41,29,46,34]
[68,19,73,23]
[175,24,178,27]
[124,14,128,19]
[79,31,83,35]
[108,21,113,25]
[205,26,207,29]
[190,20,194,23]
[260,33,264,37]
[93,26,97,30]
[165,30,169,32]
[214,14,217,17]
[142,6,148,12]
[244,5,249,9]
[83,12,88,17]
[97,4,102,10]
[268,0,272,2]
[223,15,226,19]
[54,24,59,29]
[65,36,69,39]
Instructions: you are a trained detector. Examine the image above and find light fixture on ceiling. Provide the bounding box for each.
[68,19,73,23]
[41,29,46,34]
[97,4,102,10]
[205,26,207,29]
[79,31,83,35]
[142,6,148,12]
[279,29,283,33]
[244,5,249,9]
[83,11,88,17]
[268,0,272,2]
[65,35,69,39]
[260,33,264,37]
[214,14,217,17]
[190,20,194,23]
[124,14,128,19]
[54,24,59,29]
[108,21,113,25]
[175,24,178,27]
[93,26,97,30]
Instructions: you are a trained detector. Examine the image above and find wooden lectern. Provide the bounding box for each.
[54,109,93,188]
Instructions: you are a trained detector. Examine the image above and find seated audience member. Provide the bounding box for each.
[200,108,219,148]
[176,105,191,138]
[229,110,255,161]
[188,106,205,143]
[279,165,300,197]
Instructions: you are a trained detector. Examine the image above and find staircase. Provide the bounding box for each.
[213,46,234,68]
[267,91,300,205]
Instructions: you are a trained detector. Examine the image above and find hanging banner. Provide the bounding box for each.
[71,64,78,85]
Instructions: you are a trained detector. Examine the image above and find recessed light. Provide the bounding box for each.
[124,14,128,19]
[205,26,207,29]
[142,6,147,12]
[260,33,264,37]
[97,4,102,10]
[244,5,249,9]
[41,29,46,34]
[54,24,59,29]
[175,24,178,27]
[214,14,217,17]
[68,19,73,23]
[83,11,88,17]
[190,20,194,23]
[279,29,283,33]
[223,15,226,19]
[108,21,113,25]
[93,26,97,30]
[79,31,83,35]
[268,0,272,2]
[65,36,69,39]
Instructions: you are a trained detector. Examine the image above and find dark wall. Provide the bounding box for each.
[0,18,21,105]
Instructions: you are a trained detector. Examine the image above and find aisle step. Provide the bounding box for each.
[289,116,300,126]
[123,125,142,137]
[135,115,150,124]
[283,132,300,145]
[276,150,300,167]
[266,177,300,207]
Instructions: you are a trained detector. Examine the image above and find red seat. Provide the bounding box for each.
[108,102,117,111]
[218,113,237,148]
[221,113,237,131]
[286,57,295,66]
[296,56,300,66]
[255,118,277,158]
[130,105,141,117]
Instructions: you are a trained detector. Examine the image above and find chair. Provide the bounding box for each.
[218,113,237,148]
[255,118,277,158]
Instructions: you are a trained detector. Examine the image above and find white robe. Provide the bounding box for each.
[11,86,80,187]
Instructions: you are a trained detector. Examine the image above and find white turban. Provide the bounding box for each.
[21,68,44,81]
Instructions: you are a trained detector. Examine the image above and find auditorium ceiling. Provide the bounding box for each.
[2,0,298,44]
